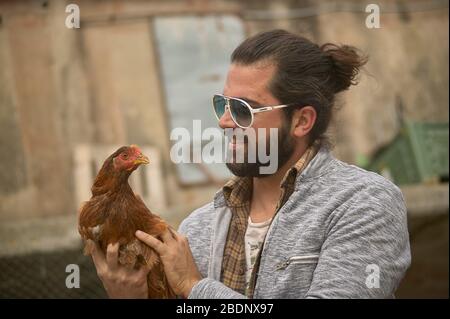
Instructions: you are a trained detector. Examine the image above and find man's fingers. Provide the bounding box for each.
[86,239,105,266]
[135,230,165,254]
[87,240,107,273]
[138,262,152,277]
[106,242,119,271]
[168,227,179,240]
[160,228,176,244]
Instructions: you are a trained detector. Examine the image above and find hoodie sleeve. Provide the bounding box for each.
[304,182,411,298]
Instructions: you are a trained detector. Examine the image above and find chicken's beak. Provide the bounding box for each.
[134,153,150,165]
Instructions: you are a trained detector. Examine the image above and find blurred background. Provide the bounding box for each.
[0,0,448,298]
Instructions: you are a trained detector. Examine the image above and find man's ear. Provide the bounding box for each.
[290,106,317,138]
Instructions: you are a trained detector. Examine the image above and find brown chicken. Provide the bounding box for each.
[78,145,175,298]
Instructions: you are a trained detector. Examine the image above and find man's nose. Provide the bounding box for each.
[218,107,237,129]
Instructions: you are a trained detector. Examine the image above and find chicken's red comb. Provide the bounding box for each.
[129,144,143,155]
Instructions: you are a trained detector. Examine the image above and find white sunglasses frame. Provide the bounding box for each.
[212,94,292,128]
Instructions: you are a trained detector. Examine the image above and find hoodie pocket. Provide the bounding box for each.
[271,254,320,297]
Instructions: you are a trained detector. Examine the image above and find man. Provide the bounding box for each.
[89,29,411,298]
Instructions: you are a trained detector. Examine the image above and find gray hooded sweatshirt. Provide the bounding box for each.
[178,147,411,299]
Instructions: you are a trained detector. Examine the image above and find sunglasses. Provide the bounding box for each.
[212,94,297,128]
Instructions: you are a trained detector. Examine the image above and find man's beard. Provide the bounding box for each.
[225,123,295,178]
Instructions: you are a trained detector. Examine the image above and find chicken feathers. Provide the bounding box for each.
[78,145,175,298]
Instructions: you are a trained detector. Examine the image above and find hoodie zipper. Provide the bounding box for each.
[276,254,320,270]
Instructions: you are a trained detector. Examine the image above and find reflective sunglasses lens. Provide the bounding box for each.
[229,99,252,127]
[213,95,226,119]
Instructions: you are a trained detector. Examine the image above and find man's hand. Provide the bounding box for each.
[135,229,202,298]
[87,240,150,298]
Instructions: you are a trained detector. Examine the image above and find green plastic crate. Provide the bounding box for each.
[368,122,449,185]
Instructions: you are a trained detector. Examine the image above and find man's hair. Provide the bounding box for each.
[231,29,368,145]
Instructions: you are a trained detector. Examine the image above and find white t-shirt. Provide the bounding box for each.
[244,216,272,290]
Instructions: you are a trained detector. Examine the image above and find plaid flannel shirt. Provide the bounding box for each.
[221,145,318,297]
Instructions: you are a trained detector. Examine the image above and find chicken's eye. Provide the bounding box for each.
[122,153,128,159]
